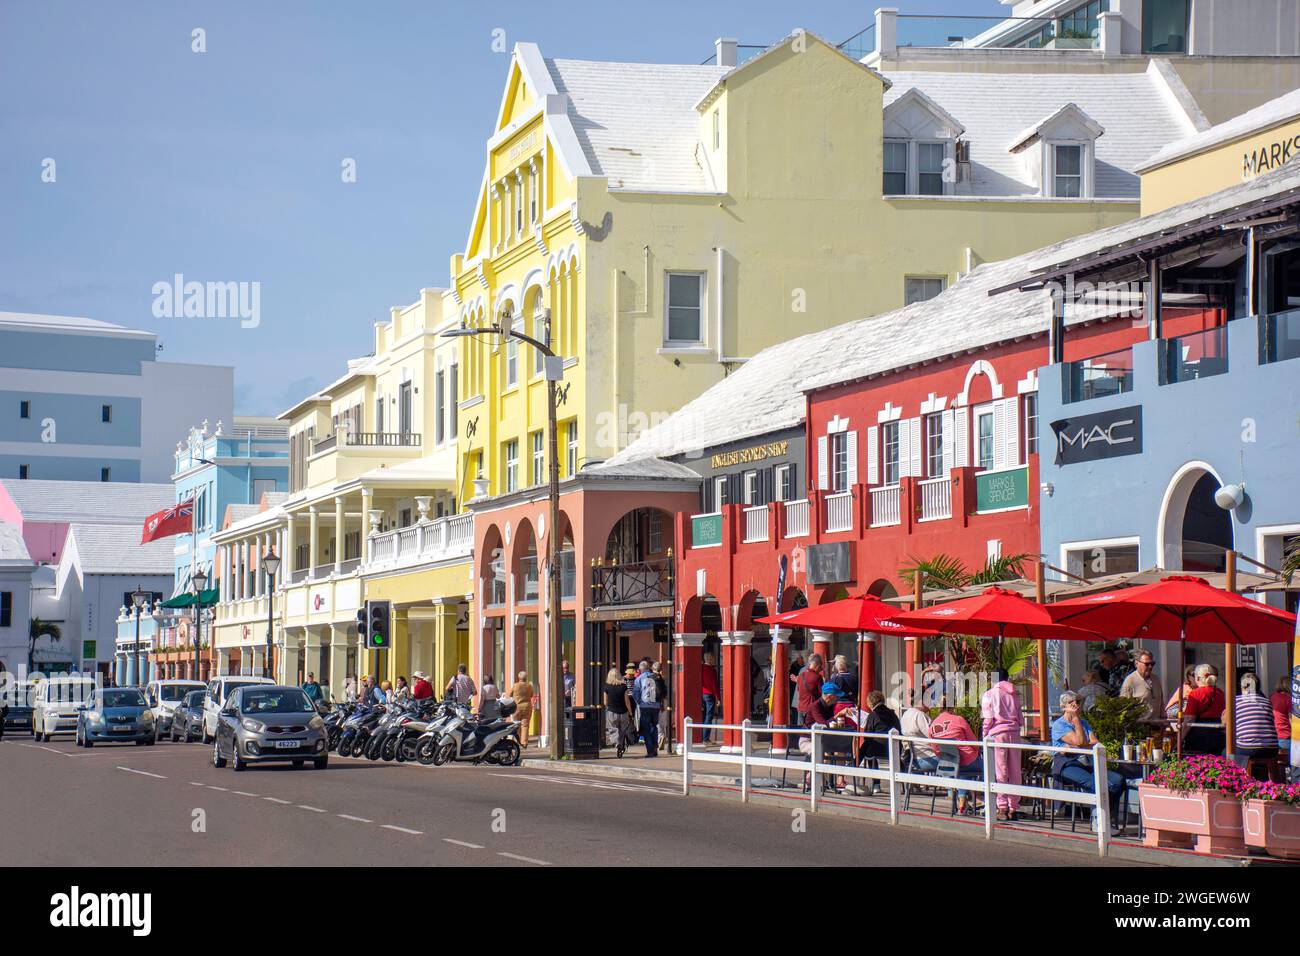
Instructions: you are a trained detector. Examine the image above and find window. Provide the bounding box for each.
[917,142,945,196]
[533,307,549,376]
[925,412,944,477]
[1053,144,1082,198]
[976,407,995,471]
[666,272,705,345]
[435,369,445,444]
[1059,0,1107,39]
[0,591,11,627]
[504,440,519,493]
[449,364,458,439]
[101,404,112,423]
[566,420,578,476]
[1024,393,1039,455]
[375,396,384,434]
[905,276,946,305]
[19,400,29,419]
[883,140,908,195]
[345,530,361,561]
[775,464,793,502]
[505,319,521,387]
[743,470,759,505]
[18,464,29,480]
[398,382,413,436]
[531,431,545,486]
[712,109,720,150]
[100,467,111,482]
[649,512,664,553]
[882,421,901,486]
[1142,0,1187,54]
[714,475,728,508]
[400,508,413,528]
[1065,540,1139,582]
[830,432,849,492]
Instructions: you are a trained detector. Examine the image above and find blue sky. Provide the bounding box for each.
[1,0,1002,415]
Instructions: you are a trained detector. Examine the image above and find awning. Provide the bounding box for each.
[159,588,220,609]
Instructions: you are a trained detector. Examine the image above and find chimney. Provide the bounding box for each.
[875,8,898,58]
[715,37,738,67]
[1099,10,1121,55]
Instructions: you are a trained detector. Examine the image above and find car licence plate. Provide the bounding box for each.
[274,739,303,749]
[111,726,131,733]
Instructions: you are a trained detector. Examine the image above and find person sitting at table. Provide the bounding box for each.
[1233,674,1278,776]
[1164,665,1197,721]
[1075,666,1109,712]
[1272,675,1292,763]
[1182,663,1225,756]
[1051,691,1125,834]
[900,689,934,770]
[926,700,983,813]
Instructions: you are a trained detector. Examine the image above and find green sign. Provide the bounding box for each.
[692,513,723,547]
[82,641,96,659]
[976,466,1029,513]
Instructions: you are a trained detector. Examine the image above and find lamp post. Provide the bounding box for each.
[443,316,566,760]
[192,569,208,682]
[131,585,148,686]
[262,548,281,680]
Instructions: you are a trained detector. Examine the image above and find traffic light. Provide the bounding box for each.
[366,600,391,650]
[356,607,368,642]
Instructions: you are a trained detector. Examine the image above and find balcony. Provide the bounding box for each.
[1261,309,1300,365]
[363,512,473,573]
[518,555,540,603]
[1161,326,1228,385]
[917,476,952,521]
[742,505,769,543]
[486,573,507,608]
[591,559,672,607]
[1064,346,1134,404]
[783,499,810,538]
[514,550,576,602]
[869,485,901,528]
[825,491,854,533]
[314,431,421,454]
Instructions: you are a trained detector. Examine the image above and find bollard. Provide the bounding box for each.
[682,717,693,796]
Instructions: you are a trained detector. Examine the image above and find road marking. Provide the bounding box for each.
[443,838,484,849]
[116,766,166,779]
[337,814,372,823]
[207,786,228,791]
[498,851,551,866]
[381,824,422,835]
[297,804,326,813]
[231,790,258,797]
[490,771,673,794]
[189,781,206,787]
[264,797,292,804]
[19,742,77,758]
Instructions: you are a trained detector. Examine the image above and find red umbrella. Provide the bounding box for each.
[1046,575,1297,755]
[892,585,1099,643]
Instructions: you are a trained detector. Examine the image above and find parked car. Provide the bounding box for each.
[169,689,206,742]
[3,680,37,736]
[202,675,275,743]
[145,679,205,740]
[32,676,96,740]
[76,687,155,746]
[212,684,328,771]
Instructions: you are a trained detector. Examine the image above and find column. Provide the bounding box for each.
[811,629,832,666]
[281,641,300,686]
[391,609,410,687]
[360,488,372,563]
[334,496,344,575]
[729,631,753,754]
[859,632,878,707]
[308,506,319,578]
[433,600,460,694]
[770,627,790,749]
[114,655,126,687]
[285,515,296,578]
[674,633,704,747]
[304,626,322,686]
[328,625,348,702]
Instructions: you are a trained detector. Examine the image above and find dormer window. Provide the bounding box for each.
[1008,103,1103,200]
[882,88,965,197]
[1052,144,1083,197]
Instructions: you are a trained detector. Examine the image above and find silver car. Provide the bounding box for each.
[212,685,328,771]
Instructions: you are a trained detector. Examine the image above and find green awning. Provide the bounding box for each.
[160,587,220,609]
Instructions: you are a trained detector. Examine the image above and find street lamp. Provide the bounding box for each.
[192,568,208,683]
[262,548,281,680]
[131,586,148,687]
[443,317,567,760]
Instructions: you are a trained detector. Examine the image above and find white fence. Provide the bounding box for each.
[917,476,952,521]
[870,485,901,527]
[743,505,769,543]
[825,491,854,532]
[681,719,1114,857]
[783,499,810,538]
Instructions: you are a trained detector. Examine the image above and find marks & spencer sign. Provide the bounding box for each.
[1050,405,1143,466]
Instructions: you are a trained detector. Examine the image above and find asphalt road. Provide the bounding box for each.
[1,732,1112,867]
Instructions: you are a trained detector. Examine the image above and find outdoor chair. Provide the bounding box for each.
[903,743,963,816]
[777,728,810,790]
[1048,774,1088,832]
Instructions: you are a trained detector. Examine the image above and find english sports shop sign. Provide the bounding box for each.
[1050,405,1143,466]
[975,466,1029,513]
[692,513,723,548]
[710,439,789,470]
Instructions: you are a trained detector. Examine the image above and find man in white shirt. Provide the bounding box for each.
[900,691,935,766]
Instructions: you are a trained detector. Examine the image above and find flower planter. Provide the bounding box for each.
[1137,783,1245,855]
[1243,798,1300,860]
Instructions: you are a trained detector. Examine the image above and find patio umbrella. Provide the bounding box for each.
[1046,574,1297,755]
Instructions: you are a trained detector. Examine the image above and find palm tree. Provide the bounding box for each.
[27,618,62,673]
[1283,538,1300,584]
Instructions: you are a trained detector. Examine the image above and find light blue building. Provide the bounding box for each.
[0,311,233,484]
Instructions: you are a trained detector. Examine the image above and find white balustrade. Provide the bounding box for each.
[917,476,952,521]
[363,512,475,572]
[870,485,901,527]
[742,505,769,543]
[825,491,853,533]
[783,499,809,538]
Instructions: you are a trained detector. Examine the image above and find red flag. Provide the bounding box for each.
[141,499,194,543]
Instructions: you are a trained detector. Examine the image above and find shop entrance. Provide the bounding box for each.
[1159,463,1234,574]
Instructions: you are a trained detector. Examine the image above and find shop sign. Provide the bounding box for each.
[976,466,1029,513]
[1050,405,1143,466]
[587,603,673,622]
[82,641,96,659]
[710,439,789,470]
[1243,132,1300,180]
[806,543,853,586]
[692,513,723,547]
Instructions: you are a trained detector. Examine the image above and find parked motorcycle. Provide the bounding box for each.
[413,698,472,765]
[429,697,522,767]
[336,703,383,757]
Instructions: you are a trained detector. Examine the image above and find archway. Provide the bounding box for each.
[1158,462,1234,572]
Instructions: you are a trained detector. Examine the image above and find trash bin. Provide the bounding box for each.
[564,706,602,759]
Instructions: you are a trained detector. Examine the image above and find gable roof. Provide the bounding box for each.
[884,86,965,137]
[0,479,174,525]
[1137,86,1300,173]
[63,523,175,576]
[1008,102,1104,153]
[0,523,32,563]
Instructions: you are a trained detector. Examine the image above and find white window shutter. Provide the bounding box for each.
[992,401,1006,469]
[846,430,859,487]
[817,435,828,490]
[953,406,969,468]
[941,409,954,475]
[1002,397,1020,468]
[866,426,878,486]
[908,417,922,478]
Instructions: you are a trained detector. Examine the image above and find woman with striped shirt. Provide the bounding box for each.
[1234,674,1279,774]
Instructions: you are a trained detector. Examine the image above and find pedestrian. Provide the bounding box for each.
[652,661,671,753]
[301,671,323,706]
[700,652,720,743]
[981,669,1023,821]
[1119,648,1165,726]
[633,661,661,757]
[480,674,501,711]
[510,671,535,748]
[561,659,576,711]
[391,676,411,704]
[377,680,393,705]
[829,655,856,700]
[796,653,825,723]
[1271,674,1292,758]
[623,665,639,746]
[446,663,477,705]
[603,667,632,757]
[343,675,358,704]
[1233,674,1278,775]
[411,671,433,700]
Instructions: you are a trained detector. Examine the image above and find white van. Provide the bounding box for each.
[202,675,275,742]
[144,679,206,740]
[32,676,98,740]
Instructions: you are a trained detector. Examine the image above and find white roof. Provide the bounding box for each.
[0,523,32,562]
[545,58,727,193]
[881,64,1201,198]
[0,311,153,339]
[63,523,175,576]
[0,479,174,524]
[1137,86,1300,173]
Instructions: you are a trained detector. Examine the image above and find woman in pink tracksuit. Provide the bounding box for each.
[981,671,1023,821]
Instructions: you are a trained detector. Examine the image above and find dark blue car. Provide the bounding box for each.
[77,687,156,746]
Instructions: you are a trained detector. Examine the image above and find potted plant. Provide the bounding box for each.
[1241,778,1300,859]
[1139,755,1250,854]
[1085,696,1148,759]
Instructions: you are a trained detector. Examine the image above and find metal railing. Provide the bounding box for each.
[917,476,952,521]
[870,485,901,527]
[783,499,810,538]
[518,555,540,603]
[825,491,854,533]
[743,505,769,543]
[1162,326,1228,385]
[681,720,1114,857]
[591,558,672,607]
[363,513,474,572]
[1262,308,1300,364]
[1064,346,1134,403]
